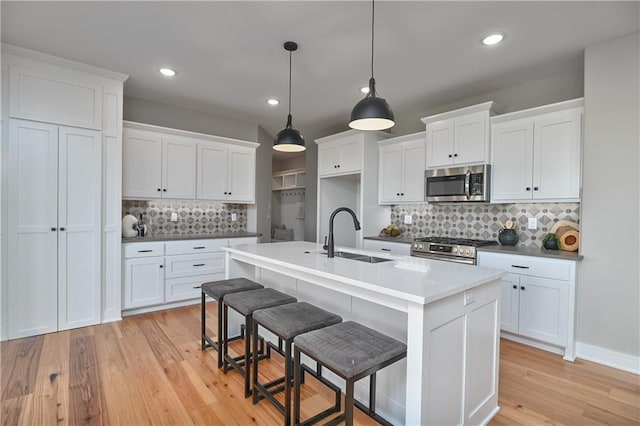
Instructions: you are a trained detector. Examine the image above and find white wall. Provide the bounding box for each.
[123,96,258,142]
[273,153,305,172]
[254,126,273,242]
[580,32,639,358]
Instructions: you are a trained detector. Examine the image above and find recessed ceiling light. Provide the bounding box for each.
[482,33,504,46]
[159,68,176,77]
[266,98,280,106]
[360,86,370,94]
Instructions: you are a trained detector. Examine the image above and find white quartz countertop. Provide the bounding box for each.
[223,241,506,306]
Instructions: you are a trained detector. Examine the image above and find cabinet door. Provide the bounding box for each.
[518,276,569,346]
[197,143,228,200]
[401,139,426,202]
[227,146,255,203]
[7,119,59,338]
[454,111,486,165]
[162,137,196,199]
[336,139,363,174]
[499,274,520,333]
[123,129,163,198]
[57,126,102,330]
[378,144,402,203]
[123,257,165,309]
[491,120,534,201]
[533,109,582,200]
[317,144,339,176]
[426,119,454,168]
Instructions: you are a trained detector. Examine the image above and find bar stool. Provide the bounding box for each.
[293,321,407,426]
[201,278,264,368]
[252,302,342,426]
[223,288,297,398]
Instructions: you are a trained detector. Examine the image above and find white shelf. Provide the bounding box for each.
[272,168,306,191]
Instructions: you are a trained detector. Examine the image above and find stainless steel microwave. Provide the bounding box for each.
[425,164,491,202]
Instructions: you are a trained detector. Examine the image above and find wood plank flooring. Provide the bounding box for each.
[2,304,638,425]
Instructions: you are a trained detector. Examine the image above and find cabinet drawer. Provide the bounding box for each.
[363,239,411,256]
[227,237,258,246]
[165,239,227,256]
[124,242,165,258]
[164,253,225,279]
[477,252,570,281]
[165,274,224,303]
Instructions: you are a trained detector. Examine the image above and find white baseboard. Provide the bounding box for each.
[576,341,640,375]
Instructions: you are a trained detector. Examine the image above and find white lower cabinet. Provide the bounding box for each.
[477,251,577,360]
[123,257,165,309]
[123,237,257,312]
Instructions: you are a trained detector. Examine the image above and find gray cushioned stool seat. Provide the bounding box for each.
[201,277,263,300]
[224,288,296,316]
[293,321,407,379]
[253,302,342,340]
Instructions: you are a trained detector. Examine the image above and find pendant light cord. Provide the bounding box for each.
[288,49,292,116]
[370,0,375,80]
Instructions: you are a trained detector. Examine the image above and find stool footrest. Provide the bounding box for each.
[296,363,342,426]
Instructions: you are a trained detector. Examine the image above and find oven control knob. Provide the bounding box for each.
[464,248,471,254]
[452,247,458,253]
[413,243,418,249]
[418,244,423,249]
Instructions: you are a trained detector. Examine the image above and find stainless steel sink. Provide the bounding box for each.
[332,251,394,263]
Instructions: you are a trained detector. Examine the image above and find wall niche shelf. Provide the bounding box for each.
[272,168,306,191]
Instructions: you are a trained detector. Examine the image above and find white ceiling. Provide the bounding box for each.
[2,1,639,145]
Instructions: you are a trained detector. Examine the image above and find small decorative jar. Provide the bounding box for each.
[498,228,519,246]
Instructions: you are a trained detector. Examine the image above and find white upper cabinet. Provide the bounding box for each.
[123,122,258,202]
[491,99,583,203]
[317,134,363,176]
[162,136,197,199]
[378,132,426,204]
[422,102,503,169]
[198,144,256,203]
[123,128,163,198]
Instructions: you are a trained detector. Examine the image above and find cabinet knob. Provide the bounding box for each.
[163,188,167,192]
[533,187,539,191]
[454,153,458,157]
[59,227,66,231]
[51,227,57,231]
[448,154,452,158]
[337,165,340,168]
[520,286,525,291]
[397,192,400,196]
[224,191,228,195]
[157,188,161,192]
[228,192,231,195]
[526,187,531,191]
[512,285,517,289]
[159,265,164,268]
[401,192,404,196]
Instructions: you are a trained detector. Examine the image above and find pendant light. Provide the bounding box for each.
[349,0,395,131]
[274,41,305,152]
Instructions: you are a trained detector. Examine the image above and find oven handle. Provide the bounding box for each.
[464,169,471,200]
[411,252,475,265]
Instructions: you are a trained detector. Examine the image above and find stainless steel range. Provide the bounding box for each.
[411,237,498,264]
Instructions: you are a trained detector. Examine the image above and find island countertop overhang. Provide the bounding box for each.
[222,241,506,306]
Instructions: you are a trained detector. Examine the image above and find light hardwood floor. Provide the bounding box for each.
[2,304,638,425]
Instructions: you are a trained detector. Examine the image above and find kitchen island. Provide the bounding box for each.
[223,241,506,425]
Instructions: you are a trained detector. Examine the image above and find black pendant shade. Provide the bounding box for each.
[349,0,395,131]
[274,41,305,152]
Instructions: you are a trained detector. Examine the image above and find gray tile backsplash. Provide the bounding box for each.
[123,200,247,236]
[390,203,580,248]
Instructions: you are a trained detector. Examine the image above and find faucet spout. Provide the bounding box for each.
[327,207,361,258]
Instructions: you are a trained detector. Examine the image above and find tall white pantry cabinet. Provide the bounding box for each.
[1,45,128,340]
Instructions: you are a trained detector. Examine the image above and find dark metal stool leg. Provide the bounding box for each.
[201,291,206,350]
[284,339,293,426]
[369,373,376,415]
[293,347,302,426]
[345,379,354,426]
[252,320,259,404]
[243,315,252,398]
[223,304,229,373]
[217,297,223,368]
